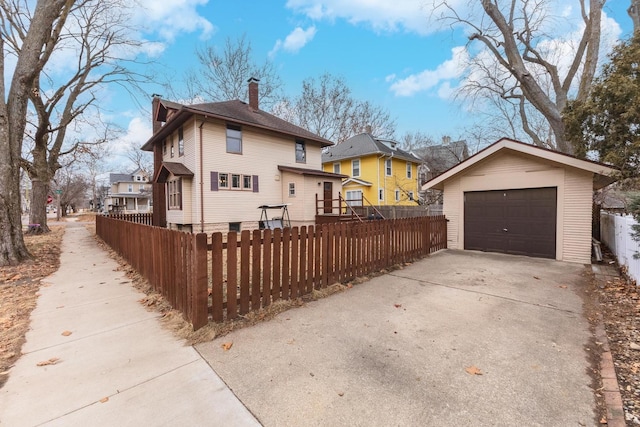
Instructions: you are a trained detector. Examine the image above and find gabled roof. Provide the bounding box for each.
[154,162,194,184]
[321,133,422,164]
[343,177,373,187]
[422,138,618,191]
[277,165,347,179]
[142,99,333,151]
[109,173,132,184]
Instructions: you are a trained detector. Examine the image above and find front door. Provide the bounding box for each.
[323,182,333,213]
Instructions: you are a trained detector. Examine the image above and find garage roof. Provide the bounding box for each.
[422,138,618,191]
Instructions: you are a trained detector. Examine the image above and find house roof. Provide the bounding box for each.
[109,173,132,184]
[277,165,347,179]
[154,162,194,183]
[142,99,334,151]
[321,133,422,164]
[422,138,618,191]
[414,140,468,173]
[343,177,373,187]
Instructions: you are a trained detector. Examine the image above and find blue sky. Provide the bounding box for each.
[96,1,635,167]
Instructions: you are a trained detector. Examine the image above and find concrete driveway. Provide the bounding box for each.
[196,250,596,427]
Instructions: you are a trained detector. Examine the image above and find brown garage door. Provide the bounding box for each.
[464,187,557,259]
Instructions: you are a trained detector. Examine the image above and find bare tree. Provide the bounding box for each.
[274,73,396,143]
[53,165,90,217]
[180,34,284,111]
[0,0,76,265]
[9,0,149,232]
[432,0,604,154]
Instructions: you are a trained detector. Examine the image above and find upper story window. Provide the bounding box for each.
[128,184,133,193]
[289,182,296,197]
[295,140,306,163]
[178,127,184,156]
[352,159,360,177]
[219,173,229,189]
[170,139,174,158]
[333,163,340,174]
[231,174,241,189]
[163,140,167,155]
[385,158,392,176]
[243,175,252,190]
[226,124,242,154]
[406,162,412,178]
[395,189,400,202]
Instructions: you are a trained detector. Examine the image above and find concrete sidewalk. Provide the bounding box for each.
[0,221,260,426]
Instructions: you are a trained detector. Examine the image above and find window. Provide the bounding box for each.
[395,190,400,202]
[136,176,141,181]
[168,179,182,210]
[219,173,229,188]
[128,184,133,193]
[243,175,252,190]
[226,124,242,154]
[288,182,296,197]
[231,174,241,189]
[229,222,241,232]
[163,140,167,155]
[385,158,392,176]
[170,139,174,158]
[295,140,306,163]
[178,127,184,156]
[408,191,414,201]
[406,162,412,178]
[333,163,341,174]
[139,184,144,192]
[345,190,363,207]
[352,159,360,177]
[379,188,384,201]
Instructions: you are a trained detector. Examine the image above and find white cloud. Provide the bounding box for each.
[134,0,215,42]
[285,0,440,35]
[270,26,317,57]
[389,46,468,96]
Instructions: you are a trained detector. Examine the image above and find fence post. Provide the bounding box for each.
[191,233,208,330]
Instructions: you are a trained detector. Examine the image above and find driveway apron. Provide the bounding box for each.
[196,249,595,427]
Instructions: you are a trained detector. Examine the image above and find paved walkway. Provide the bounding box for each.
[0,221,260,426]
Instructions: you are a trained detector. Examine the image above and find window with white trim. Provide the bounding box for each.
[168,179,182,210]
[128,184,133,192]
[385,158,392,176]
[231,174,241,189]
[379,188,384,201]
[333,162,341,174]
[406,162,412,178]
[288,183,296,197]
[395,189,400,202]
[408,191,414,201]
[352,159,360,177]
[243,175,252,190]
[219,173,229,188]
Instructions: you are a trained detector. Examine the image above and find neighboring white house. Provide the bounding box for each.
[141,78,346,233]
[104,169,152,214]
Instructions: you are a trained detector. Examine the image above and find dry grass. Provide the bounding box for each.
[0,226,64,388]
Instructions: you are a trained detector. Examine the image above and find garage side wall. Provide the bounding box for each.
[441,151,594,264]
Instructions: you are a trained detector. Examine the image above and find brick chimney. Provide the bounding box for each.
[152,94,162,134]
[248,77,259,110]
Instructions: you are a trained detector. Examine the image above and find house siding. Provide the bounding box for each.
[442,151,594,263]
[160,116,330,231]
[323,154,419,206]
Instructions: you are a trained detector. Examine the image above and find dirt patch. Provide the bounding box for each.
[0,226,64,389]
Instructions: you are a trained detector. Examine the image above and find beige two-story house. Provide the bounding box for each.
[104,169,151,213]
[141,78,345,233]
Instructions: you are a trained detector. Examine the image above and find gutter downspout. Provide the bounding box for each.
[199,120,205,233]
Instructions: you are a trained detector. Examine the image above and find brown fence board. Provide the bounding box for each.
[227,232,238,320]
[263,229,272,308]
[251,229,261,311]
[272,228,282,302]
[240,230,251,315]
[211,233,224,322]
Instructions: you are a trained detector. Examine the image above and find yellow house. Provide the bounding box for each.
[321,133,422,206]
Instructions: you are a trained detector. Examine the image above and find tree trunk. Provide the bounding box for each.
[29,179,51,232]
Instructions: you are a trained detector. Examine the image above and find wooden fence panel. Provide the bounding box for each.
[96,215,448,330]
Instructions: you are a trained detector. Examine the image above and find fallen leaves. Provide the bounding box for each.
[221,342,233,351]
[61,330,72,336]
[37,357,60,366]
[465,365,483,376]
[100,397,109,403]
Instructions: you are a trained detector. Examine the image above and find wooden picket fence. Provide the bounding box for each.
[96,216,447,330]
[104,212,153,225]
